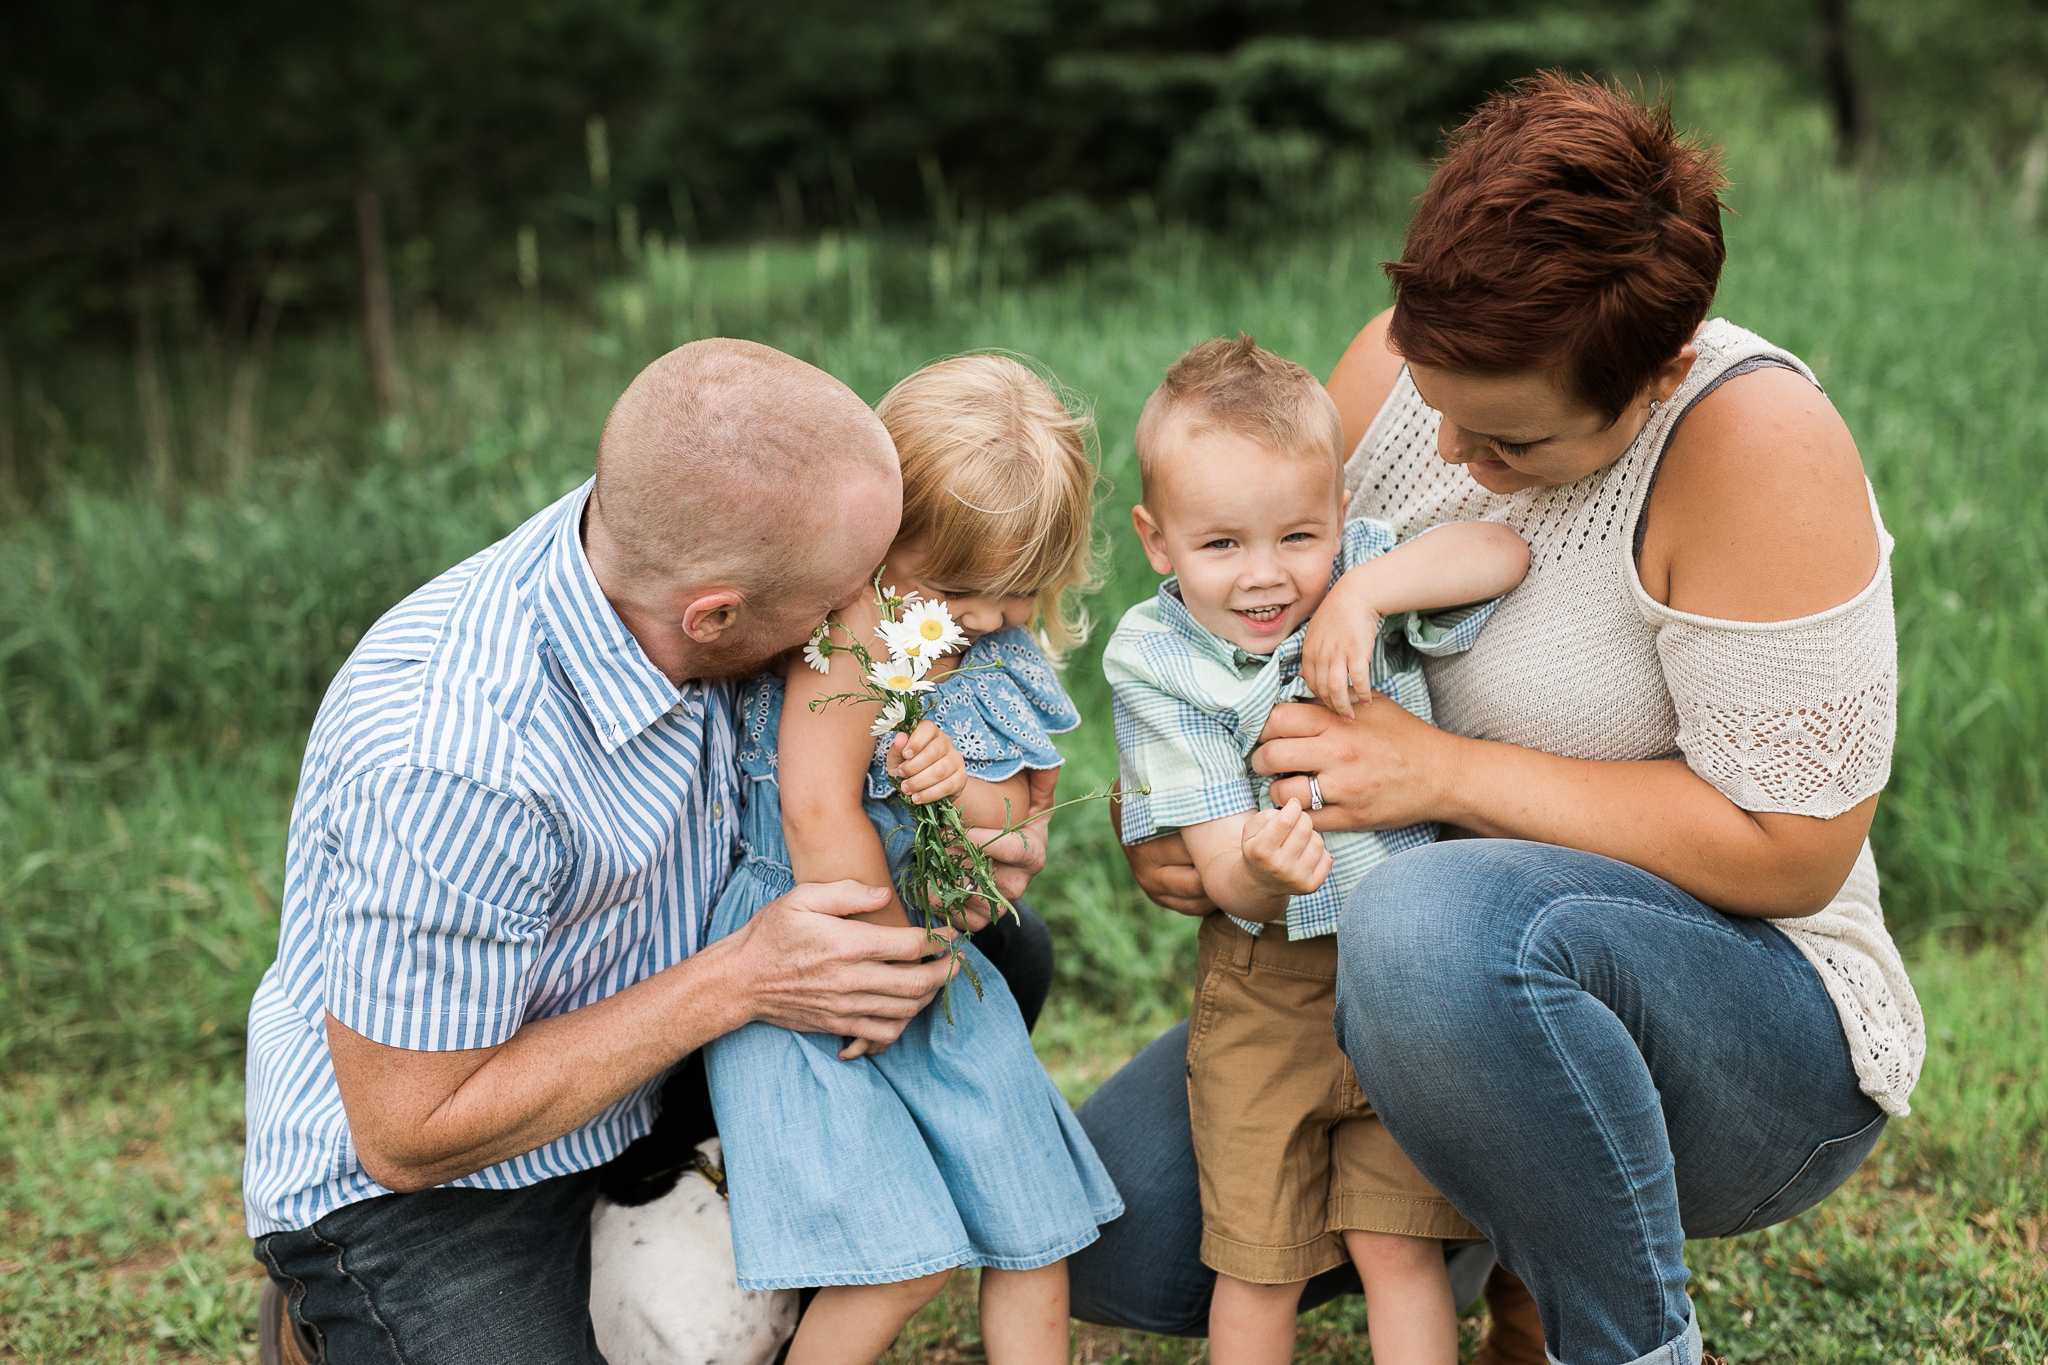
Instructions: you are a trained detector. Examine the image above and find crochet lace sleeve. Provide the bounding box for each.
[1645,513,1898,819]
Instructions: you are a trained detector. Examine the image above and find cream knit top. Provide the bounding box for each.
[1345,319,1924,1116]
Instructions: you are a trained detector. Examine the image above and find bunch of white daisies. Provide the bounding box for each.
[802,580,1008,1019]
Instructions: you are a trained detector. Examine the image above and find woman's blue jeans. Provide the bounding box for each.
[1068,841,1887,1365]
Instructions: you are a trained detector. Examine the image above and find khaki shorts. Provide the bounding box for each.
[1187,913,1483,1285]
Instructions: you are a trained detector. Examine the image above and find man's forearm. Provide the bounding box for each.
[332,941,754,1192]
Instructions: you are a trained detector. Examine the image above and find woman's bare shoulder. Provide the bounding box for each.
[1326,308,1405,459]
[1640,365,1880,622]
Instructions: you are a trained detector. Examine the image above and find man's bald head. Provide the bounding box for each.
[590,339,900,600]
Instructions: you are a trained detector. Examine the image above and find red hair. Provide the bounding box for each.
[1385,72,1728,423]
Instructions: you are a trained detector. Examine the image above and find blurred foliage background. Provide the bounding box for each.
[6,0,2047,353]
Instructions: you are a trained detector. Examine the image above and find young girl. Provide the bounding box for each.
[702,354,1121,1365]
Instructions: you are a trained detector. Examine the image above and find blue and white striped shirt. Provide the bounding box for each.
[243,481,740,1236]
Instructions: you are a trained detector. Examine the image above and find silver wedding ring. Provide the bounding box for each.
[1307,776,1324,811]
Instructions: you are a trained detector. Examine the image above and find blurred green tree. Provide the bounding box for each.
[2,0,2041,343]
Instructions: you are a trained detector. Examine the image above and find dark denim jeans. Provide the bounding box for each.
[257,1168,606,1364]
[253,901,1056,1362]
[1068,842,1886,1365]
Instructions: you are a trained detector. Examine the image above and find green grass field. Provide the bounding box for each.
[2,85,2043,1361]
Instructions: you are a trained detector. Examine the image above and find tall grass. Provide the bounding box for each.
[3,89,2045,1074]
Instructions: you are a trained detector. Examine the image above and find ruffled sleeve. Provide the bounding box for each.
[865,627,1078,799]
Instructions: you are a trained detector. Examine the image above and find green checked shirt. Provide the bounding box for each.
[1105,517,1497,940]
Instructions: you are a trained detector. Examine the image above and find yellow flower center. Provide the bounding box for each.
[886,673,916,690]
[919,619,945,640]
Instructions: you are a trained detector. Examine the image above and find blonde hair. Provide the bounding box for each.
[875,353,1103,658]
[1134,334,1344,502]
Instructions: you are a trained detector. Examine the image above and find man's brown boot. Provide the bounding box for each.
[259,1277,318,1365]
[1472,1263,1545,1365]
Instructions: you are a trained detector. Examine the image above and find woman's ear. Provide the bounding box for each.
[1131,505,1177,576]
[1653,343,1699,405]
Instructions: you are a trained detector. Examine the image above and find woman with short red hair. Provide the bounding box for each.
[1071,74,1921,1365]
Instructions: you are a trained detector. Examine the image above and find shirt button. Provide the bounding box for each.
[712,801,724,821]
[670,703,688,717]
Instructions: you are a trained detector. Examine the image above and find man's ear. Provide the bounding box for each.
[681,590,745,644]
[1131,505,1176,576]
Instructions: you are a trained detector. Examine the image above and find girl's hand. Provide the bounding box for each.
[888,721,966,804]
[1240,800,1332,895]
[1300,582,1380,719]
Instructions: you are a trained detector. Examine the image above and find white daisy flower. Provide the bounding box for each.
[869,697,907,737]
[802,624,833,674]
[893,598,970,658]
[874,617,943,665]
[866,659,937,696]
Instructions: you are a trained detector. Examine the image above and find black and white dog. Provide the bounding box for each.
[589,1053,798,1365]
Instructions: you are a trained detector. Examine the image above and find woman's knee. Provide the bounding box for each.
[1338,842,1543,999]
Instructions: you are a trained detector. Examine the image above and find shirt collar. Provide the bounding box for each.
[531,480,695,753]
[1153,578,1304,675]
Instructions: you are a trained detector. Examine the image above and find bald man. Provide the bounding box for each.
[243,341,1055,1364]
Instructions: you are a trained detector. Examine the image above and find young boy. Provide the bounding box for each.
[1104,336,1528,1365]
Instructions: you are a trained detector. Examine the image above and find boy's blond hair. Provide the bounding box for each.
[1134,335,1345,502]
[875,353,1103,657]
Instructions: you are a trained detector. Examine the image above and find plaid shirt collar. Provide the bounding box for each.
[1151,578,1315,679]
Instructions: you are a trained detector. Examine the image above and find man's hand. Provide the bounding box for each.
[958,765,1058,927]
[1240,799,1332,895]
[721,879,957,1041]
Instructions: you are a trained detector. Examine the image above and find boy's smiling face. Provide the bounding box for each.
[1132,428,1348,656]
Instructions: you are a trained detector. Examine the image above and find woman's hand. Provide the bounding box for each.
[887,721,965,804]
[1109,790,1217,916]
[1253,698,1460,832]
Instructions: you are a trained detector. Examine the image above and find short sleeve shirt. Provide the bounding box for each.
[242,481,740,1236]
[1103,518,1493,940]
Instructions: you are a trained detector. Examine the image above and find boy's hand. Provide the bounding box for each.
[1240,799,1332,895]
[888,721,966,804]
[1301,580,1379,719]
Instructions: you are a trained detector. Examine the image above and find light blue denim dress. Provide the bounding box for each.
[703,627,1124,1290]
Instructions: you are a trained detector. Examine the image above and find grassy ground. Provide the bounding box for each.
[3,936,2042,1362]
[2,80,2043,1362]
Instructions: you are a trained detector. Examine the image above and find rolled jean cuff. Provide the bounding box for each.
[1551,1305,1699,1365]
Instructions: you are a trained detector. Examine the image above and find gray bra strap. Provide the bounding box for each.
[1632,356,1811,564]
